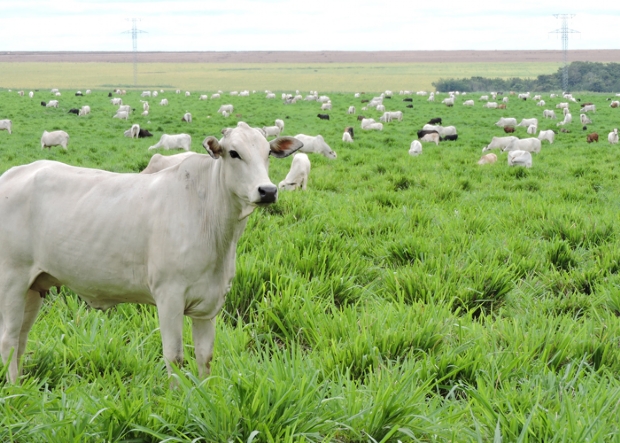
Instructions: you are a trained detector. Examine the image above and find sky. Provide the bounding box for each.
[0,1,618,52]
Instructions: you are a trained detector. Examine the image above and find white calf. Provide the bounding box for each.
[124,124,140,138]
[347,106,356,114]
[148,134,192,151]
[263,126,281,137]
[477,153,497,165]
[0,119,12,134]
[537,130,555,144]
[41,130,69,150]
[409,140,422,156]
[342,131,353,143]
[543,109,556,119]
[294,134,337,159]
[278,153,311,191]
[608,129,619,145]
[508,150,532,168]
[580,114,592,124]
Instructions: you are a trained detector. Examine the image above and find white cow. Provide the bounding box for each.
[527,124,538,135]
[279,153,311,191]
[361,118,376,129]
[482,136,518,152]
[502,137,542,154]
[363,122,383,131]
[199,95,208,100]
[537,130,555,144]
[321,102,332,111]
[118,105,131,114]
[347,106,356,114]
[479,95,489,101]
[29,91,34,98]
[275,119,285,132]
[124,124,140,139]
[580,104,596,113]
[408,140,422,156]
[381,111,403,122]
[218,104,234,114]
[580,114,592,124]
[211,93,221,99]
[517,118,538,128]
[266,93,276,99]
[182,112,192,123]
[608,128,619,144]
[557,113,572,126]
[0,119,12,134]
[442,97,455,106]
[40,130,69,150]
[113,111,129,120]
[185,91,190,97]
[46,100,59,108]
[484,102,498,109]
[420,133,440,145]
[508,150,532,168]
[376,104,386,112]
[0,122,302,384]
[148,134,192,151]
[263,126,281,137]
[111,98,122,105]
[160,99,169,106]
[78,105,91,116]
[495,117,517,127]
[342,131,353,143]
[294,134,337,159]
[477,153,497,165]
[556,102,569,109]
[463,100,475,106]
[141,91,152,97]
[543,109,556,119]
[536,100,545,106]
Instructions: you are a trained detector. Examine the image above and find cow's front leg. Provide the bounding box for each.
[192,317,215,378]
[156,298,185,377]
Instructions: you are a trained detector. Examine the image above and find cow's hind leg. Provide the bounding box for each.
[16,290,44,377]
[0,281,30,383]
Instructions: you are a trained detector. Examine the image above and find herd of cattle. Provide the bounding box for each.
[1,86,620,384]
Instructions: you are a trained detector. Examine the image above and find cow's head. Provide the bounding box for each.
[202,122,303,219]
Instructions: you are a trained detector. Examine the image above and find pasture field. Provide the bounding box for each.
[0,61,562,92]
[2,87,620,442]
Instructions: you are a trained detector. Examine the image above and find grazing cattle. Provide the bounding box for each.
[417,129,440,139]
[498,104,507,109]
[517,118,538,128]
[141,91,152,97]
[79,105,91,116]
[185,91,190,97]
[409,140,422,156]
[68,108,80,115]
[463,100,475,106]
[482,136,518,152]
[275,119,285,132]
[442,134,458,141]
[477,153,497,165]
[278,153,311,191]
[140,152,198,174]
[199,95,208,100]
[29,91,34,98]
[556,102,569,109]
[503,137,542,153]
[347,106,356,114]
[149,133,192,151]
[610,101,619,108]
[124,124,140,139]
[211,93,221,99]
[587,133,599,143]
[507,150,532,168]
[504,126,516,133]
[0,122,302,384]
[560,128,571,133]
[40,130,69,150]
[117,105,131,114]
[113,111,129,120]
[420,133,440,145]
[218,104,234,114]
[75,91,83,97]
[380,111,403,123]
[321,102,332,111]
[527,124,537,135]
[537,130,555,144]
[428,117,442,125]
[294,134,337,158]
[442,97,455,106]
[46,100,59,108]
[363,122,383,131]
[160,99,169,106]
[543,109,556,119]
[580,114,592,124]
[483,102,498,109]
[138,128,153,138]
[608,129,619,144]
[580,104,596,113]
[557,113,572,126]
[344,126,354,139]
[536,100,545,106]
[480,95,489,101]
[263,126,281,137]
[342,131,353,142]
[403,98,413,102]
[182,112,192,123]
[423,125,456,137]
[317,113,330,120]
[376,104,386,112]
[495,117,517,127]
[110,98,122,106]
[0,119,12,134]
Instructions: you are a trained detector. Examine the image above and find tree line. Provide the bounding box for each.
[432,62,620,93]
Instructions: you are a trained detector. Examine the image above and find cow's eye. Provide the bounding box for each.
[229,150,241,159]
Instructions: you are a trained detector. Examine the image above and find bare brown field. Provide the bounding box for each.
[1,50,620,63]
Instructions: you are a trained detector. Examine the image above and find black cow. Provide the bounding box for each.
[403,98,413,102]
[361,99,369,103]
[108,92,113,97]
[442,134,458,141]
[428,118,442,125]
[75,92,83,96]
[138,128,153,138]
[40,101,46,107]
[406,104,413,108]
[68,108,80,115]
[345,126,354,140]
[317,114,330,120]
[417,129,440,139]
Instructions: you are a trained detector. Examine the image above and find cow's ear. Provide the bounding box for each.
[269,136,303,158]
[221,128,232,137]
[203,136,222,159]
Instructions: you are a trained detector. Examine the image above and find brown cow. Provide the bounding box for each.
[587,133,599,143]
[504,126,515,133]
[498,104,507,109]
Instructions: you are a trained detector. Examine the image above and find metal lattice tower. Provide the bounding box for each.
[122,18,147,87]
[550,14,579,92]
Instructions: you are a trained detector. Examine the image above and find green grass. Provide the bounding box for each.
[0,62,562,92]
[2,87,620,442]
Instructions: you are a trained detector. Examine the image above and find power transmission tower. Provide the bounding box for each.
[122,18,147,87]
[550,14,579,92]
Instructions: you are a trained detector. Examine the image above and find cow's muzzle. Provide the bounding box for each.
[258,184,278,204]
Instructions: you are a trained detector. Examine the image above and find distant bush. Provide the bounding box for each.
[432,61,620,92]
